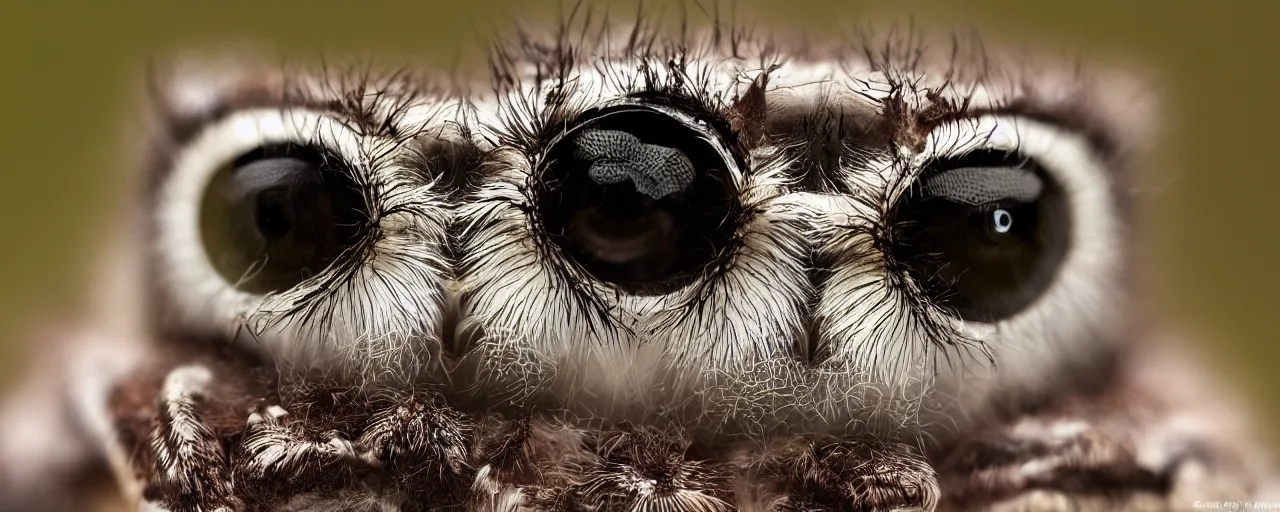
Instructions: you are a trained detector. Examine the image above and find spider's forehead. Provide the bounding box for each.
[148,24,1154,171]
[150,54,463,153]
[477,23,1153,170]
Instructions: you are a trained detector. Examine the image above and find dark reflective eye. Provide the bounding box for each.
[537,104,739,294]
[889,149,1070,322]
[200,143,366,295]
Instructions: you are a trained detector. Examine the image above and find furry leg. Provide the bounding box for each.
[469,417,543,512]
[145,365,240,512]
[937,342,1275,511]
[568,427,735,512]
[936,415,1256,512]
[755,438,940,512]
[354,393,475,508]
[480,424,736,512]
[0,329,141,512]
[232,403,366,507]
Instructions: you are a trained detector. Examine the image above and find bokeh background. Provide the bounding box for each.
[0,0,1275,450]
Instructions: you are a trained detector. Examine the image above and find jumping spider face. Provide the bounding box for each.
[0,11,1273,512]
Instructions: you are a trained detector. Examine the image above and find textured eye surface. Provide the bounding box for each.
[199,143,365,295]
[536,104,738,294]
[890,149,1070,322]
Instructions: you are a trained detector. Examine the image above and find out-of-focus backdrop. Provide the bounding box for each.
[0,0,1275,442]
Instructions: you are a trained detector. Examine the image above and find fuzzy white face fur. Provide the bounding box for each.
[143,23,1146,444]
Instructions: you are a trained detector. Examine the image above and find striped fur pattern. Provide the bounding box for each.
[145,366,238,511]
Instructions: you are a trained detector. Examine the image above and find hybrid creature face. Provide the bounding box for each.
[0,11,1273,512]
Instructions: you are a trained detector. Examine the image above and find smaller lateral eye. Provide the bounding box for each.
[199,143,366,295]
[889,149,1072,322]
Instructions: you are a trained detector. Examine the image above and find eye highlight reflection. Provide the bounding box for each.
[889,148,1071,322]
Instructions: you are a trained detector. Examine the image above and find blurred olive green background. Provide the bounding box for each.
[0,0,1275,440]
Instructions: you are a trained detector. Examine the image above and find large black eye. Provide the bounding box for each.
[889,149,1070,322]
[200,143,366,295]
[537,104,739,295]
